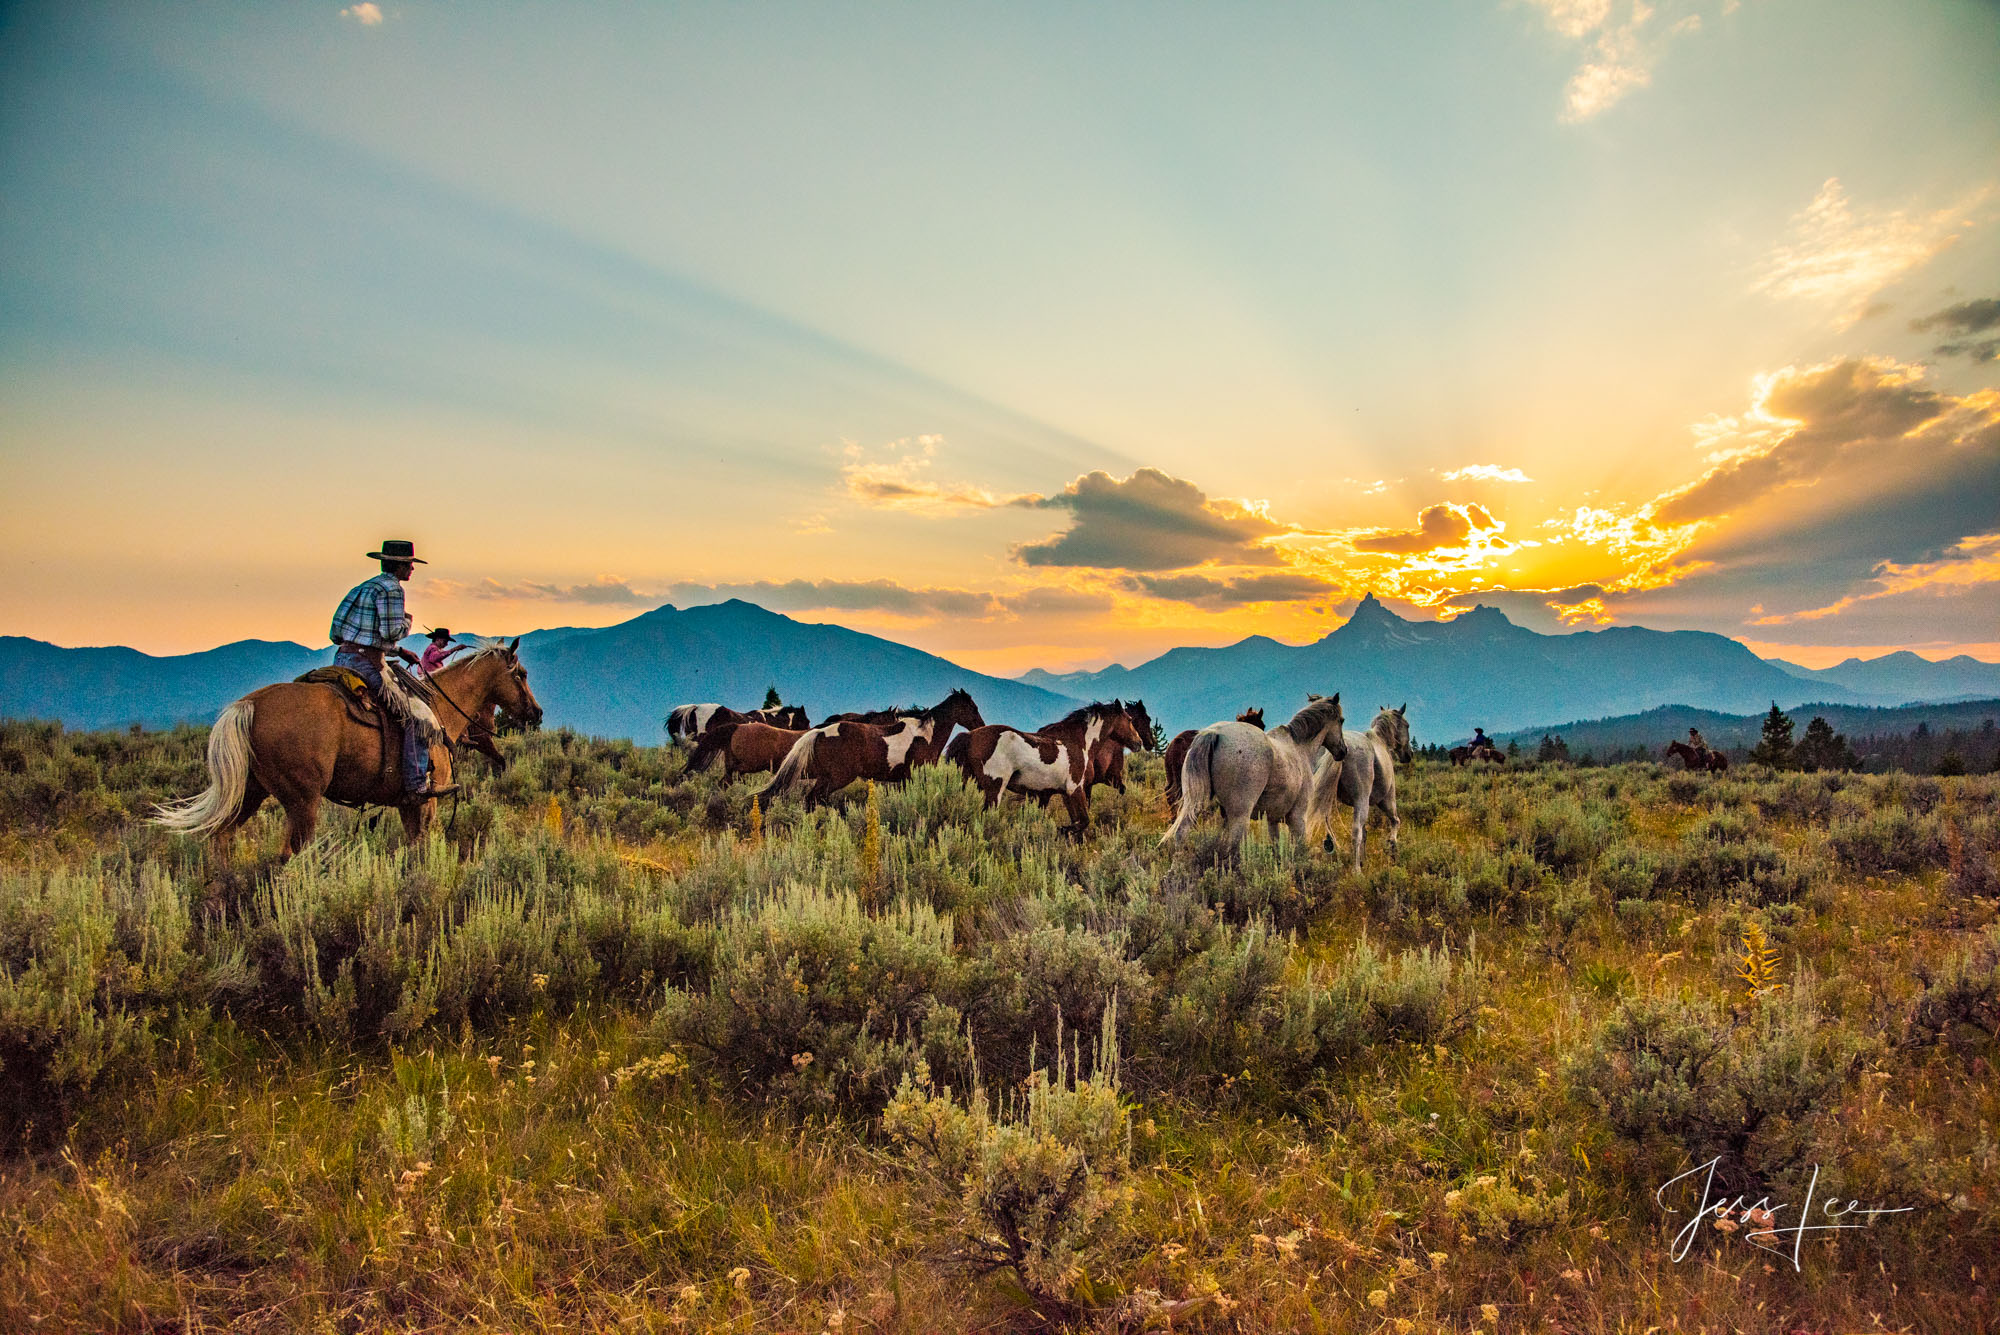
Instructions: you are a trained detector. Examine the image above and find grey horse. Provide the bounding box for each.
[1163,693,1347,856]
[1310,704,1412,870]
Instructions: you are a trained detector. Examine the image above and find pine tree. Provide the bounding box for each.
[1506,738,1521,761]
[763,685,783,710]
[1537,733,1571,765]
[1750,702,1795,769]
[1794,716,1858,772]
[1936,749,1967,777]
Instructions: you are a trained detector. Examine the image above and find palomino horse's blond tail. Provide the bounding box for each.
[1161,729,1219,845]
[152,699,254,837]
[758,728,820,804]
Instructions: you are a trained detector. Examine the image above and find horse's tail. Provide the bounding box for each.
[758,728,819,803]
[152,699,255,837]
[1161,729,1219,845]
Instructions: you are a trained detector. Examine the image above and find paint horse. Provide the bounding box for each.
[1665,740,1729,772]
[1163,694,1346,858]
[1310,705,1413,870]
[945,701,1145,832]
[759,689,984,809]
[668,702,810,748]
[691,720,811,778]
[1163,707,1265,813]
[153,638,543,857]
[1083,699,1155,797]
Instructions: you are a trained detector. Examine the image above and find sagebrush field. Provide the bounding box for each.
[2,719,1996,1333]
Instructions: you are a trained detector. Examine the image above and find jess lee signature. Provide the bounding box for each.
[1658,1158,1913,1270]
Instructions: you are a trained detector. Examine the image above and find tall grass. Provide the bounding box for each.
[1,719,1995,1331]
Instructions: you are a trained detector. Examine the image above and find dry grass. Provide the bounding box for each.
[2,720,1995,1332]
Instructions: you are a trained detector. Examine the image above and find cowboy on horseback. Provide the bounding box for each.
[1687,726,1709,759]
[330,539,454,800]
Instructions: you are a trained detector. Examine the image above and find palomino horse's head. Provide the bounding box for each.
[1376,704,1413,765]
[1298,692,1348,761]
[465,637,543,729]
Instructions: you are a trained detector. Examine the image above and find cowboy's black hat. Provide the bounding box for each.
[367,539,427,564]
[427,627,452,641]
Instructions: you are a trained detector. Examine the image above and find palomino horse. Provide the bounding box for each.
[1665,740,1729,772]
[154,639,543,856]
[1084,699,1155,797]
[1310,705,1413,870]
[691,720,810,778]
[759,689,984,809]
[945,701,1146,832]
[1163,694,1346,857]
[1163,707,1265,813]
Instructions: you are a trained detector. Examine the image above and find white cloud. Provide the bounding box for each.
[1524,0,1714,123]
[340,3,384,25]
[839,435,1025,514]
[1752,178,1988,325]
[1442,464,1534,484]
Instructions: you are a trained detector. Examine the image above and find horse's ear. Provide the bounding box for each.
[1398,702,1407,715]
[508,636,520,652]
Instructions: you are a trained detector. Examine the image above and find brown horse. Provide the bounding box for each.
[154,639,543,855]
[1084,698,1156,796]
[749,704,810,729]
[692,720,809,778]
[1449,741,1505,767]
[1163,707,1265,812]
[759,689,983,808]
[948,702,1146,832]
[1665,740,1729,772]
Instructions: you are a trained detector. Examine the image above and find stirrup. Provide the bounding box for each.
[403,781,460,804]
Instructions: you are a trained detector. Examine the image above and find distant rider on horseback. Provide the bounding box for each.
[330,539,454,800]
[1687,726,1709,759]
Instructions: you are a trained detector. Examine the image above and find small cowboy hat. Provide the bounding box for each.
[427,627,453,641]
[366,539,428,564]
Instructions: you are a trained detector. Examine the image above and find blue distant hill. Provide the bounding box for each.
[1019,593,1881,743]
[6,595,1995,745]
[0,601,1080,740]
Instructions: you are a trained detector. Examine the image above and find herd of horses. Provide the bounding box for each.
[665,687,1413,866]
[151,641,1729,865]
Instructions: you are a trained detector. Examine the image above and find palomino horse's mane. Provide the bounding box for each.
[1282,693,1342,743]
[457,636,516,663]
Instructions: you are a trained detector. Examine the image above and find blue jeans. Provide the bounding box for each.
[335,650,430,793]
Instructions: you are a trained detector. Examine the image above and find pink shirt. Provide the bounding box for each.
[419,641,465,675]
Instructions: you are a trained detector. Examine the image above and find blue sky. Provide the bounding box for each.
[2,1,1996,671]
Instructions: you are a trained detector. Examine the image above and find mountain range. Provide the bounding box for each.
[5,593,1997,745]
[0,602,1073,739]
[1009,594,1969,743]
[1769,650,2000,704]
[1487,699,2000,759]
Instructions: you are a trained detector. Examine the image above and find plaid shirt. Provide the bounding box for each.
[329,573,411,649]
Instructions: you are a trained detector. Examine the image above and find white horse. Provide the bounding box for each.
[1163,693,1347,857]
[1310,704,1412,870]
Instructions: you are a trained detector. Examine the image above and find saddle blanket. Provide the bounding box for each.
[295,665,377,708]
